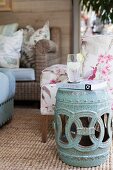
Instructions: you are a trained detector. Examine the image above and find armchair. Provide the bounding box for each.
[14,27,61,101]
[40,64,67,142]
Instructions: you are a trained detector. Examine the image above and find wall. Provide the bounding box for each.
[0,0,73,63]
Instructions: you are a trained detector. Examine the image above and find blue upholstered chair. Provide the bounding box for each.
[0,69,15,126]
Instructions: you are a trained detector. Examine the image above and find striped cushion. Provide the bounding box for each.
[0,23,19,36]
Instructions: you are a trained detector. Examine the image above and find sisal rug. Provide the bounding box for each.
[0,108,112,170]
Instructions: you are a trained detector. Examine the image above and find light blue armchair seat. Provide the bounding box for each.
[0,69,15,126]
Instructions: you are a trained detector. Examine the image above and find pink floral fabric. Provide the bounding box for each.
[40,64,67,115]
[81,35,113,110]
[88,54,113,109]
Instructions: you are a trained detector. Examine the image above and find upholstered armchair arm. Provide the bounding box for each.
[40,64,67,87]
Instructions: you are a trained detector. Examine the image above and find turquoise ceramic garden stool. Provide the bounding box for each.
[54,88,112,167]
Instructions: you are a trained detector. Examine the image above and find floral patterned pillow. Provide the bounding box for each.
[20,22,50,68]
[29,21,50,46]
[82,35,113,77]
[81,35,113,109]
[0,30,23,68]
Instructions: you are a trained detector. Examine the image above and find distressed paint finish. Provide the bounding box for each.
[54,88,112,167]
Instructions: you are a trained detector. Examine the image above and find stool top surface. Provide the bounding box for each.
[57,88,110,104]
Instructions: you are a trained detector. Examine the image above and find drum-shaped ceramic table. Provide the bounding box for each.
[54,88,112,167]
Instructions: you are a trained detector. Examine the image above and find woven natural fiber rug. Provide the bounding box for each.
[0,108,112,170]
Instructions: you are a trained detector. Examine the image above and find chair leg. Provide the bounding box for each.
[41,115,48,143]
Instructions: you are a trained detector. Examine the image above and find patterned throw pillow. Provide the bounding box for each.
[81,35,113,109]
[0,30,23,68]
[20,45,35,68]
[20,21,50,68]
[29,21,50,46]
[22,25,35,43]
[20,25,35,68]
[0,23,19,36]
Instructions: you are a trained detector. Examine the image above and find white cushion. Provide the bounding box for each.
[0,23,19,36]
[0,30,23,68]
